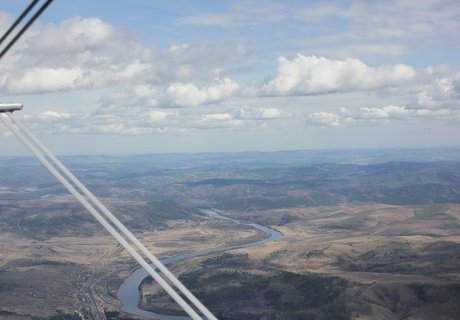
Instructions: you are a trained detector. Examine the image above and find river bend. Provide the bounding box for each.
[116,209,283,319]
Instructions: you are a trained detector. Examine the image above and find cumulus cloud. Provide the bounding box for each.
[26,17,116,54]
[358,105,409,119]
[148,110,168,122]
[359,105,460,121]
[0,15,153,94]
[96,84,159,115]
[183,106,295,130]
[39,110,72,120]
[0,13,248,97]
[25,109,181,136]
[414,73,460,109]
[24,103,296,136]
[194,113,251,130]
[307,112,341,127]
[3,61,153,94]
[260,54,416,96]
[307,103,460,128]
[237,107,293,120]
[164,78,239,107]
[5,67,84,93]
[412,108,453,118]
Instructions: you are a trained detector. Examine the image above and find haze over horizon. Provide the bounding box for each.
[1,0,459,155]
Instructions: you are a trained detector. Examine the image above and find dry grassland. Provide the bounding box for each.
[0,217,261,319]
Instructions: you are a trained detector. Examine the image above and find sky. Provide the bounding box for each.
[0,0,459,155]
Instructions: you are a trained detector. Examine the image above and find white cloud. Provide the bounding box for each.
[194,113,244,129]
[306,104,460,128]
[26,17,115,54]
[259,108,282,119]
[0,13,248,96]
[133,85,156,98]
[3,59,153,94]
[19,99,460,138]
[412,108,453,118]
[237,107,293,120]
[94,123,125,134]
[148,110,168,122]
[39,110,72,119]
[307,112,341,127]
[339,107,349,114]
[5,67,84,94]
[203,113,233,121]
[0,15,152,95]
[25,109,177,136]
[1,3,458,149]
[0,12,13,31]
[97,84,159,114]
[358,105,408,119]
[164,78,239,107]
[294,1,460,51]
[414,73,460,109]
[261,54,416,96]
[174,1,460,62]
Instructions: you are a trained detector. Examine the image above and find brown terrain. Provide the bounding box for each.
[140,204,460,320]
[1,155,460,319]
[0,198,263,320]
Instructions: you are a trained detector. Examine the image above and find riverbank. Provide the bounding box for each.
[117,209,283,319]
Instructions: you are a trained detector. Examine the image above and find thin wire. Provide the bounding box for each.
[0,113,205,320]
[0,0,40,46]
[0,0,54,60]
[8,115,218,320]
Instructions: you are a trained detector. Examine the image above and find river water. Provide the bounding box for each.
[116,209,283,319]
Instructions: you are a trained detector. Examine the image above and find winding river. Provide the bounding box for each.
[116,209,283,319]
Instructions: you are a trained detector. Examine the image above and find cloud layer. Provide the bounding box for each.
[0,15,247,101]
[307,105,459,128]
[0,3,459,142]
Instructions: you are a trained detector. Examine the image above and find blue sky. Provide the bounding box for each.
[1,0,459,155]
